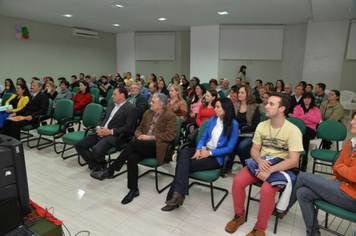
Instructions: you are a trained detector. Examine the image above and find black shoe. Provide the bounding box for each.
[121,189,140,205]
[90,168,113,181]
[161,204,179,211]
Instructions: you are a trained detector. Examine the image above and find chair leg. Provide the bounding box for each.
[138,168,174,194]
[245,184,253,221]
[61,143,77,160]
[311,206,320,236]
[78,155,88,166]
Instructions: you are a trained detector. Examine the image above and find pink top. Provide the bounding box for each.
[293,105,321,131]
[191,98,202,114]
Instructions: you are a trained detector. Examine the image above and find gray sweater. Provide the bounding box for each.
[53,89,73,106]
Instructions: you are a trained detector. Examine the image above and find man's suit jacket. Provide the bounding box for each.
[16,92,49,118]
[135,109,177,165]
[289,95,302,114]
[97,101,137,145]
[129,93,148,119]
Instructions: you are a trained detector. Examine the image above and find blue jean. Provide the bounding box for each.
[234,137,253,166]
[288,173,356,236]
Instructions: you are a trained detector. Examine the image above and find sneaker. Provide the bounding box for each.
[246,227,265,236]
[225,215,245,233]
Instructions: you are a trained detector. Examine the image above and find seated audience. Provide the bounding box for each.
[320,89,345,124]
[285,110,356,236]
[56,77,66,93]
[3,81,49,140]
[221,78,230,97]
[0,78,16,98]
[79,73,85,82]
[53,81,73,108]
[196,89,217,127]
[117,77,125,88]
[128,82,148,120]
[229,88,238,104]
[293,92,321,172]
[76,88,137,172]
[157,80,169,96]
[72,81,92,116]
[107,74,117,87]
[186,84,206,124]
[98,76,112,105]
[234,85,260,166]
[147,83,158,102]
[288,85,304,116]
[16,77,31,92]
[44,81,58,100]
[167,84,188,123]
[299,81,307,90]
[257,85,267,104]
[0,84,31,131]
[70,75,79,89]
[85,75,95,88]
[183,79,196,98]
[181,76,189,91]
[137,80,148,96]
[283,83,294,96]
[305,83,313,93]
[225,93,303,236]
[314,83,328,108]
[259,91,270,113]
[275,79,285,93]
[90,93,177,205]
[231,77,242,90]
[161,98,239,211]
[124,72,134,84]
[265,82,275,92]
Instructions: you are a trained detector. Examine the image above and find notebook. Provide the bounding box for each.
[0,198,39,236]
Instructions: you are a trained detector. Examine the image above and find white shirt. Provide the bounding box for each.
[206,118,223,150]
[102,101,127,134]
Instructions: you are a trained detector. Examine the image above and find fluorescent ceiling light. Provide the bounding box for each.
[112,4,124,8]
[62,14,73,18]
[113,24,120,27]
[158,18,166,21]
[218,11,229,15]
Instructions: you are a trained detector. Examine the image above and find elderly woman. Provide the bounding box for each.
[283,110,356,236]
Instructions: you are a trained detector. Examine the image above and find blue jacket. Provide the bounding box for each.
[196,116,239,166]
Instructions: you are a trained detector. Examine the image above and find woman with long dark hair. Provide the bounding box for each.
[293,92,321,171]
[237,65,247,81]
[161,97,239,211]
[275,79,285,93]
[0,78,16,98]
[186,84,206,124]
[72,81,92,116]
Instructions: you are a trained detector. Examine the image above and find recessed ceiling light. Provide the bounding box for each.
[158,18,166,21]
[218,11,229,15]
[111,4,124,8]
[347,8,354,11]
[113,24,120,27]
[62,14,73,18]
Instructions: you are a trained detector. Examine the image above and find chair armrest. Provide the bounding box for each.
[221,152,233,177]
[164,139,182,163]
[177,142,195,155]
[33,114,53,128]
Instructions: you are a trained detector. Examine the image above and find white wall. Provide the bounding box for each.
[302,20,349,90]
[190,25,220,83]
[116,32,135,76]
[0,15,117,85]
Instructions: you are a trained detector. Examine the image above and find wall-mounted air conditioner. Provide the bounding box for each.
[71,28,98,38]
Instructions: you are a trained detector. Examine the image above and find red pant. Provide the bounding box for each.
[232,166,281,232]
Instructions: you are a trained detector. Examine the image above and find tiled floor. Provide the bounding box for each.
[23,118,355,236]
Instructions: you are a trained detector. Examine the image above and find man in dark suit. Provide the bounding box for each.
[75,87,137,172]
[288,85,304,116]
[90,93,177,205]
[127,82,148,120]
[3,81,49,140]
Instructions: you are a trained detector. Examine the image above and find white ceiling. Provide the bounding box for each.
[1,0,356,33]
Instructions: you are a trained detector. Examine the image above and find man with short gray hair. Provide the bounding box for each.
[128,82,148,119]
[91,93,177,205]
[221,78,230,97]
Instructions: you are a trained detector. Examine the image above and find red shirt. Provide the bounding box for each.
[196,104,215,127]
[72,92,92,111]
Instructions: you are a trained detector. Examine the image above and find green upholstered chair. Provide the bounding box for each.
[105,89,113,105]
[260,111,267,121]
[36,99,74,153]
[90,88,100,104]
[183,119,233,211]
[138,116,182,193]
[1,93,13,106]
[287,117,307,166]
[61,103,103,161]
[20,98,53,148]
[311,120,346,175]
[72,87,80,94]
[218,90,225,98]
[201,83,210,90]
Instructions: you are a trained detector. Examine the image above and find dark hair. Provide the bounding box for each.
[16,77,27,85]
[80,73,85,77]
[192,77,200,85]
[306,83,313,90]
[255,79,263,85]
[203,89,218,108]
[16,83,31,97]
[275,80,285,92]
[316,83,326,91]
[5,78,15,90]
[352,110,356,119]
[85,75,90,79]
[58,77,66,82]
[32,77,40,81]
[216,97,236,139]
[71,75,77,80]
[269,92,291,112]
[158,78,166,87]
[46,77,54,82]
[151,74,157,82]
[238,85,256,105]
[301,92,316,109]
[265,82,275,91]
[191,84,206,104]
[330,89,341,101]
[116,87,128,99]
[79,81,90,95]
[102,75,108,80]
[209,78,218,86]
[239,65,247,75]
[299,81,307,89]
[61,81,70,88]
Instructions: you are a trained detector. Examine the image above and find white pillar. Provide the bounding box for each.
[116,32,135,76]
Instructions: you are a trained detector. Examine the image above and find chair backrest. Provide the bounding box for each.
[72,87,80,93]
[195,119,209,146]
[332,150,342,166]
[82,103,103,128]
[202,83,210,90]
[53,99,74,122]
[260,111,267,121]
[91,94,95,103]
[340,90,355,103]
[317,120,347,141]
[107,97,113,105]
[47,99,53,115]
[287,117,306,135]
[90,88,100,103]
[218,90,225,98]
[72,92,76,98]
[1,93,13,106]
[106,89,114,102]
[174,116,182,143]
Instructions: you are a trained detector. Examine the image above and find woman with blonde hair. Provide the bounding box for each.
[44,81,58,100]
[167,84,188,122]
